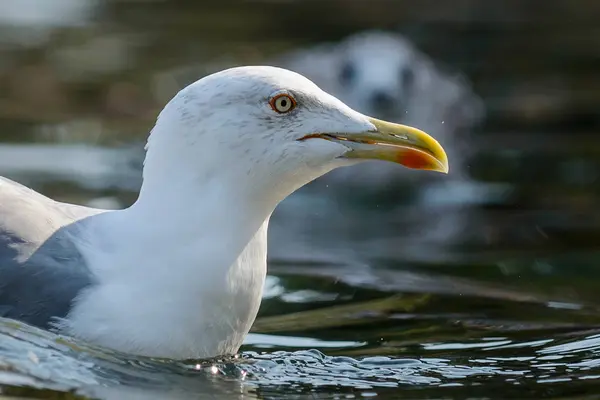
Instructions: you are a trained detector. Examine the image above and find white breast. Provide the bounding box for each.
[58,219,269,359]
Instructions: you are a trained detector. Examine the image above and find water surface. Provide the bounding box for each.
[2,250,600,399]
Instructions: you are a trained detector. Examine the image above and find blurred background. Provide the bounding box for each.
[1,0,598,264]
[1,1,600,399]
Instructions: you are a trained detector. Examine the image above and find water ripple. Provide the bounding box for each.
[2,317,600,399]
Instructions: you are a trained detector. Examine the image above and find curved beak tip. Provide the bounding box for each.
[298,116,450,174]
[349,117,450,174]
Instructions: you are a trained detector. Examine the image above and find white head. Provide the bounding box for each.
[140,66,448,213]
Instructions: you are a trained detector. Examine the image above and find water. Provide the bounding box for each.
[1,0,600,398]
[2,254,600,398]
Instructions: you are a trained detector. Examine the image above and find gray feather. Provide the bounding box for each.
[0,177,99,328]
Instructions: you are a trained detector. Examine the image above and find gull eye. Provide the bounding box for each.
[269,93,296,114]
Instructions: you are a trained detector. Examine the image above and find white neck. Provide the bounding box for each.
[60,126,319,359]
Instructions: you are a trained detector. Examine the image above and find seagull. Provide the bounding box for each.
[0,66,448,360]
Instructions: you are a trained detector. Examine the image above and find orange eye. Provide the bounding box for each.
[269,93,296,113]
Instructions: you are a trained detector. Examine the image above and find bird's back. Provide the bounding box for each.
[0,177,99,328]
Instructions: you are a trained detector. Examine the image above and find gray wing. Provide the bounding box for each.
[0,176,99,328]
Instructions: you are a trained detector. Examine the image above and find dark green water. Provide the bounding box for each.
[1,0,600,398]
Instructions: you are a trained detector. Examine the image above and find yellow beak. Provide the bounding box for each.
[301,117,449,173]
[351,117,449,173]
